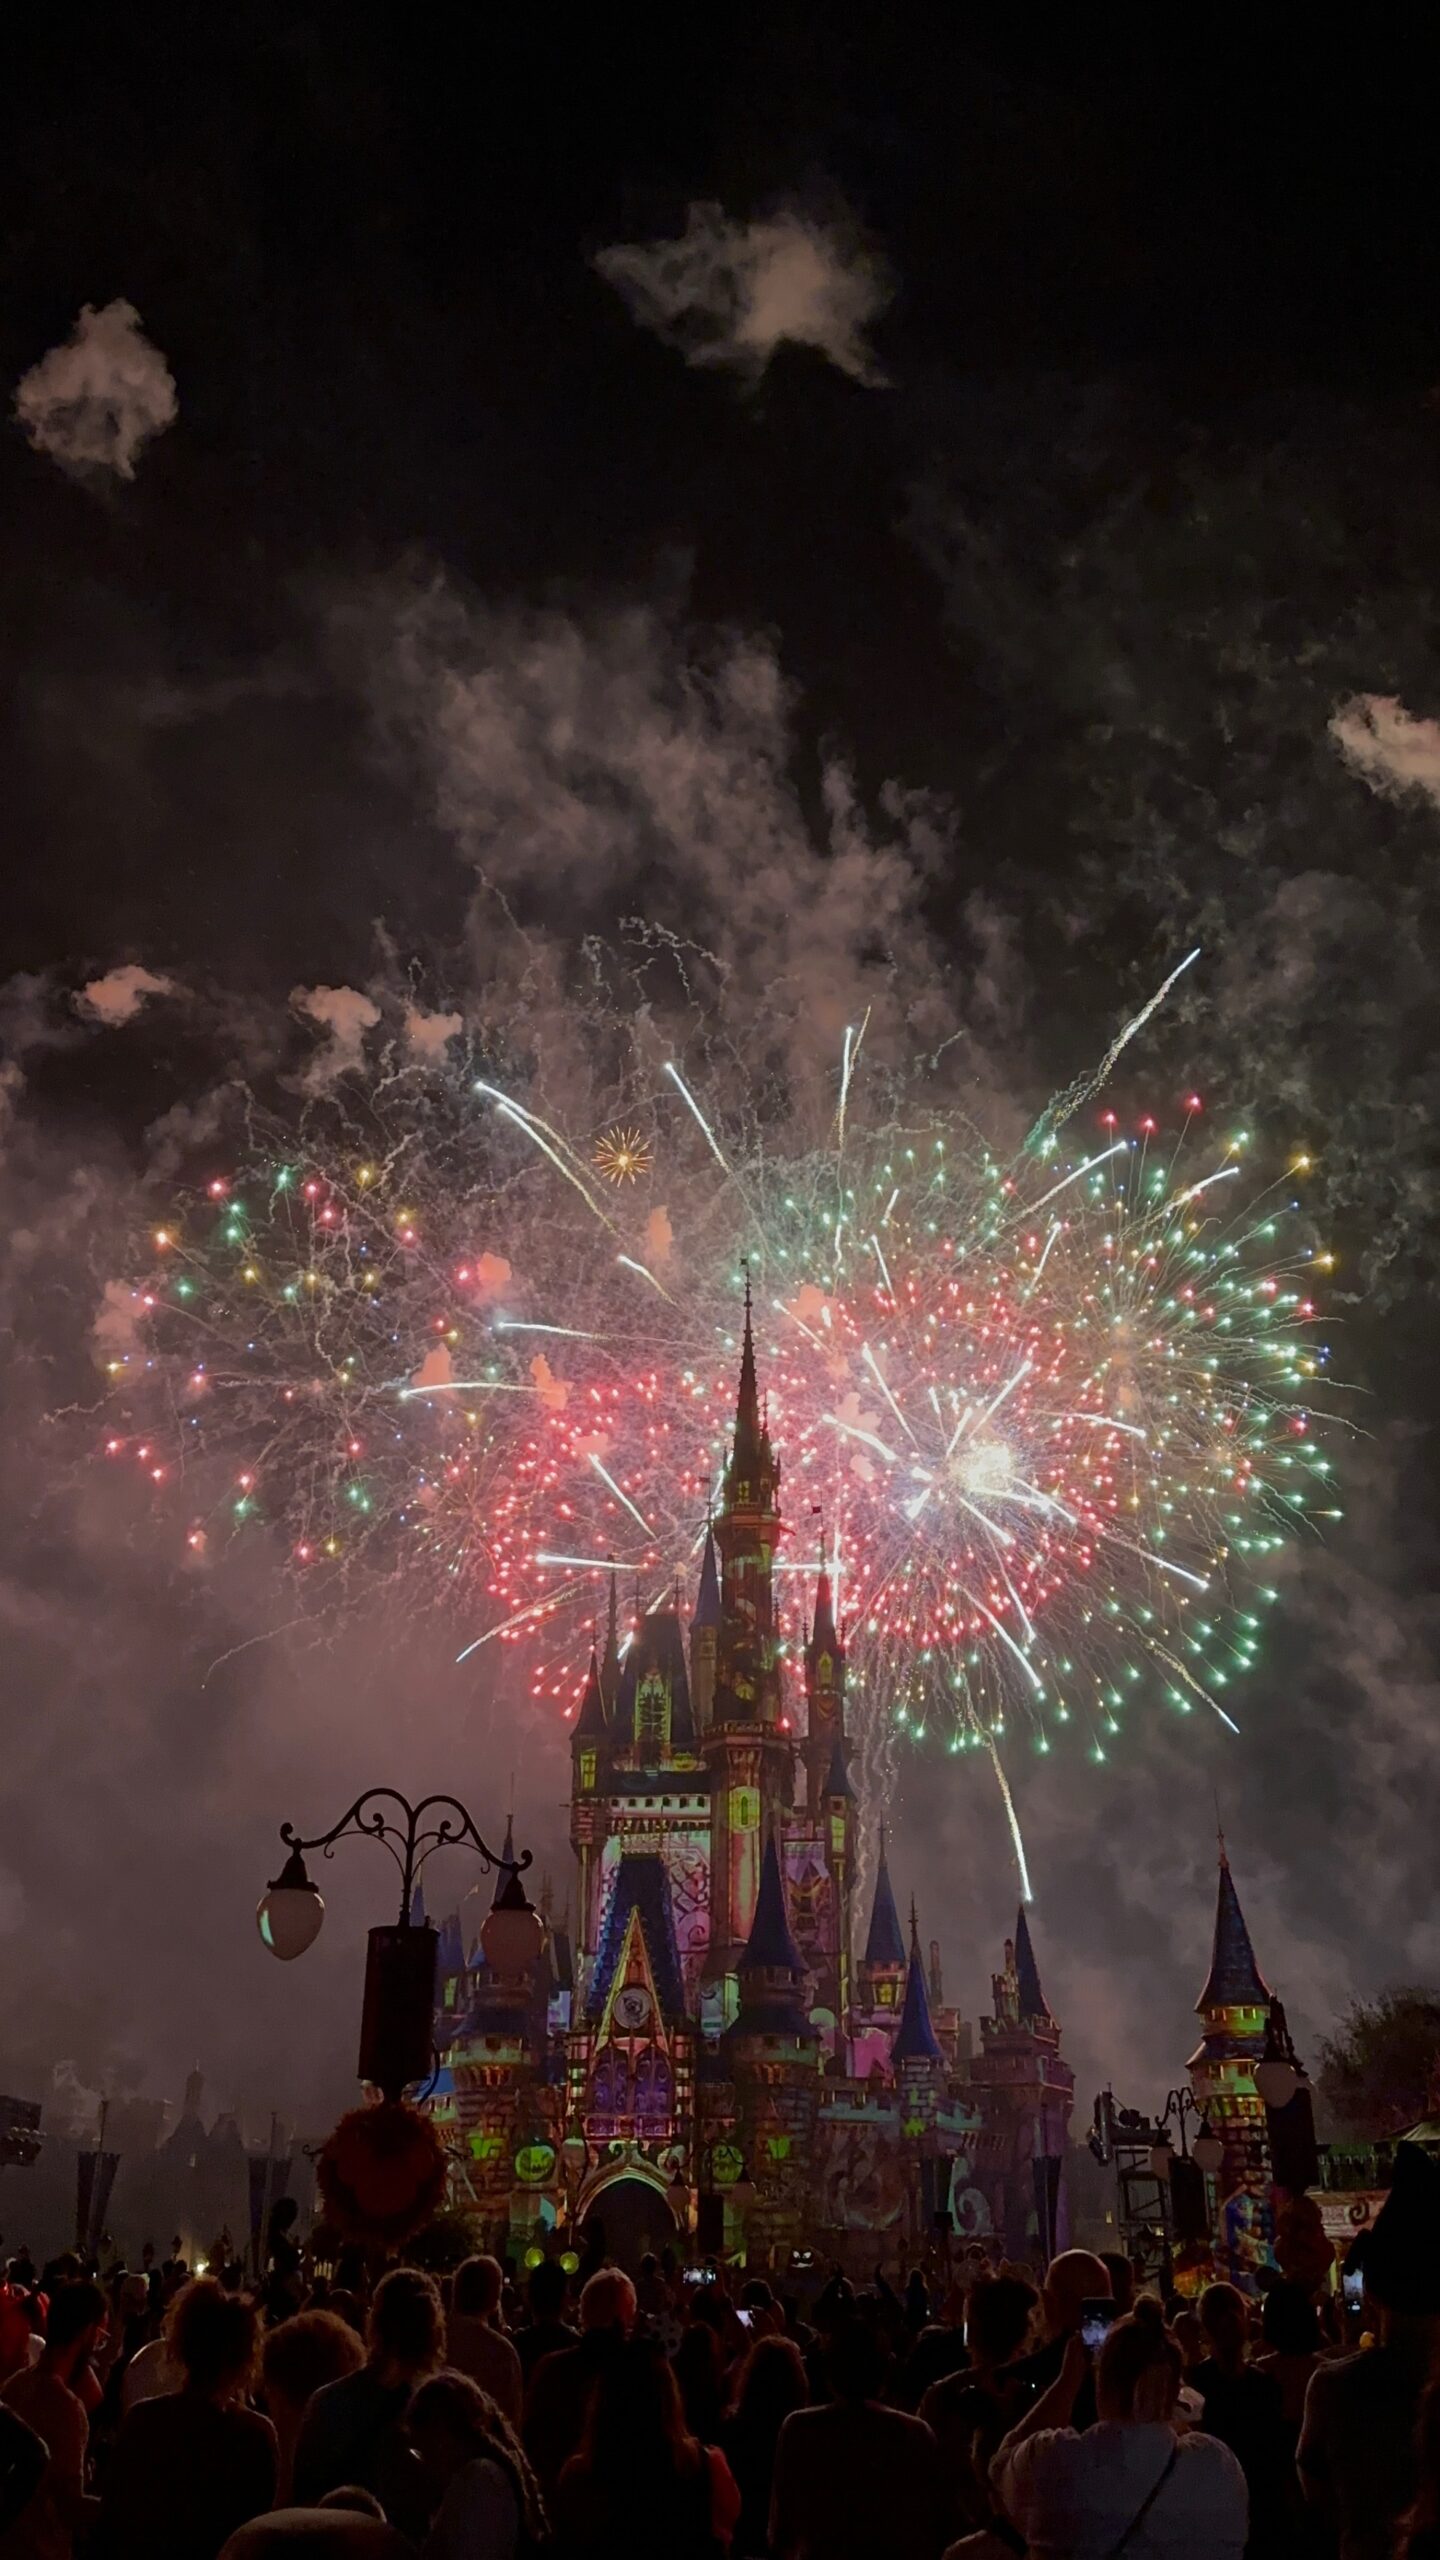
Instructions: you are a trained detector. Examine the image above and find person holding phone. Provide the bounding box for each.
[1004,2252,1114,2435]
[991,2302,1247,2560]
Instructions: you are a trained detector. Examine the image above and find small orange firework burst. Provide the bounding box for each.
[592,1124,653,1184]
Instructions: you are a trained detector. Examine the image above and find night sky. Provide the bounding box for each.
[3,14,1439,2141]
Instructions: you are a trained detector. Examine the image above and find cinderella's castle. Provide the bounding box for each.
[427,1291,1074,2268]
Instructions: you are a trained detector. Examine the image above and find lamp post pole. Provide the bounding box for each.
[1148,2090,1225,2288]
[257,1788,543,2103]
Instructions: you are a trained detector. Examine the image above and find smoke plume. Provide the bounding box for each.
[15,301,177,482]
[595,202,892,386]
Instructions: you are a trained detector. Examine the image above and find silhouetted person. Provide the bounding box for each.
[555,2333,738,2558]
[919,2271,1037,2539]
[99,2277,276,2559]
[523,2267,635,2504]
[292,2267,443,2536]
[770,2316,945,2560]
[444,2257,522,2425]
[1003,2251,1112,2433]
[721,2334,808,2560]
[992,2300,1247,2560]
[1300,2145,1440,2560]
[514,2259,578,2388]
[1190,2282,1288,2550]
[260,2310,364,2504]
[674,2317,727,2445]
[408,2369,548,2558]
[2,2277,106,2559]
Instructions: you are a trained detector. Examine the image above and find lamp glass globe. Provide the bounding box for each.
[1193,2129,1225,2175]
[1254,2058,1299,2110]
[480,1895,546,1979]
[257,1882,325,1962]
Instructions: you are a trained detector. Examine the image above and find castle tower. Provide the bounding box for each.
[856,1829,907,2018]
[570,1648,611,1987]
[803,1553,846,1817]
[725,1832,820,2257]
[1188,1840,1273,2209]
[704,1278,793,2002]
[893,1902,946,2135]
[820,1729,856,2057]
[689,1527,721,1736]
[969,1907,1075,2258]
[850,1827,907,2077]
[599,1567,622,1715]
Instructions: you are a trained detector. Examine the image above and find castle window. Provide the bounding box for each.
[634,2048,672,2119]
[592,2048,629,2113]
[636,1673,669,1751]
[578,1748,597,1792]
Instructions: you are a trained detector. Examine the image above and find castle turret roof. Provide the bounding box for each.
[575,1646,609,1738]
[893,1909,943,2063]
[863,1832,906,1970]
[691,1526,722,1630]
[1198,1846,1271,2011]
[740,1834,804,1976]
[1015,1905,1052,2023]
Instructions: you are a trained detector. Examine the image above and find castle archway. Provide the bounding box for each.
[579,2169,684,2271]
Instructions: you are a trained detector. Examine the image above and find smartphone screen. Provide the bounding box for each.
[735,2307,754,2329]
[1080,2297,1117,2351]
[1342,2268,1364,2312]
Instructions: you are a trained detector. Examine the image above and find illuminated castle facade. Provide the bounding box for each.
[1186,1841,1279,2283]
[428,1294,1074,2267]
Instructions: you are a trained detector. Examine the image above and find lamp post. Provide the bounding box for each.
[257,1788,544,2102]
[1145,2089,1223,2283]
[1254,2001,1305,2112]
[1147,2090,1225,2182]
[1256,1999,1320,2195]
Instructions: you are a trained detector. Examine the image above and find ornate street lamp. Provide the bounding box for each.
[257,1847,325,1961]
[1148,2089,1221,2178]
[1192,2119,1225,2177]
[1148,2126,1176,2183]
[257,1788,543,2102]
[1254,2002,1302,2112]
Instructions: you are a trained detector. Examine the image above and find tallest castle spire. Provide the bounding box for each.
[725,1262,770,1498]
[704,1266,791,1988]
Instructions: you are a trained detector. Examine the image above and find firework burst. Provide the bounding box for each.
[592,1125,654,1184]
[98,992,1346,1888]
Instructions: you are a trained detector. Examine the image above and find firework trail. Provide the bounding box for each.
[98,961,1345,1895]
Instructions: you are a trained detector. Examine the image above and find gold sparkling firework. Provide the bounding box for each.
[592,1124,653,1184]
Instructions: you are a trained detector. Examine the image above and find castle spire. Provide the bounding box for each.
[1014,1905,1052,2023]
[893,1900,943,2063]
[1198,1839,1271,2011]
[690,1524,721,1630]
[575,1645,608,1738]
[600,1563,621,1709]
[740,1832,805,1976]
[730,1260,763,1478]
[490,1810,516,1908]
[811,1546,838,1652]
[863,1827,906,1970]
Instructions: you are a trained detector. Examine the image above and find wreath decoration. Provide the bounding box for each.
[316,2101,450,2247]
